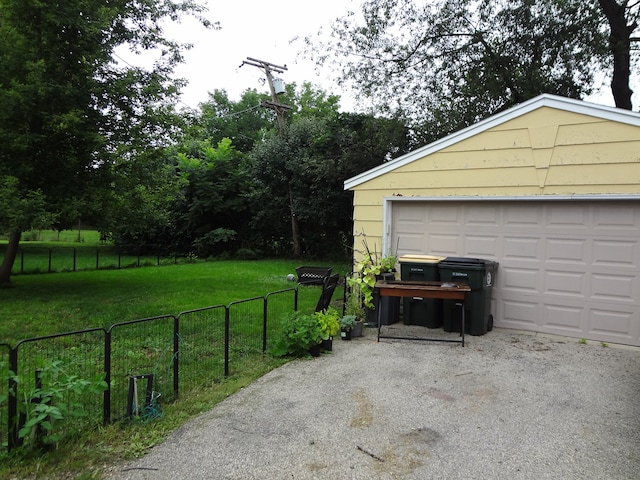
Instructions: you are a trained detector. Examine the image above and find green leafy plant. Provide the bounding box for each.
[12,360,108,450]
[271,312,324,358]
[314,307,341,339]
[348,235,398,309]
[339,315,357,332]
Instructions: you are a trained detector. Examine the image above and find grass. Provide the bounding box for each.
[0,256,349,479]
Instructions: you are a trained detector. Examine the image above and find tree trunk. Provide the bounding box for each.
[0,230,21,287]
[598,0,636,110]
[288,185,302,257]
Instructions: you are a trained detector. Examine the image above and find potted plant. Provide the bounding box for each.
[271,311,324,357]
[349,236,398,326]
[344,285,366,337]
[314,307,340,351]
[339,315,357,340]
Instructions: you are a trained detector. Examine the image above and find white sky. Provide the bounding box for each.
[116,0,632,113]
[158,0,358,111]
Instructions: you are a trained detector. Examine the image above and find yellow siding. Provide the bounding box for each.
[349,104,640,264]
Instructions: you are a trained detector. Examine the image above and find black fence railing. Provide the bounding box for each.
[0,282,339,452]
[3,245,190,275]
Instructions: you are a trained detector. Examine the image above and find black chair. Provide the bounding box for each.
[314,274,340,312]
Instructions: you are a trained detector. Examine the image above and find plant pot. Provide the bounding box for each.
[320,338,333,351]
[351,321,364,337]
[340,329,352,341]
[308,344,322,357]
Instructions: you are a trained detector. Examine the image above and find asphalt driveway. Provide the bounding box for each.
[104,325,640,479]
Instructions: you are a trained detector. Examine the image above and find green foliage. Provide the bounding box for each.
[306,0,609,137]
[11,361,108,450]
[271,312,324,357]
[348,234,398,309]
[314,307,341,339]
[0,0,212,283]
[339,315,357,332]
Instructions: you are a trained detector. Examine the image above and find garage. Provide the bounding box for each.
[345,94,640,346]
[390,198,640,346]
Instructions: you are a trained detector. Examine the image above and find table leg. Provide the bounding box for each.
[460,300,465,347]
[376,294,382,342]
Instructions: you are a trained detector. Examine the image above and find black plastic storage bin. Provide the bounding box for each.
[438,257,498,336]
[366,272,401,326]
[399,255,446,328]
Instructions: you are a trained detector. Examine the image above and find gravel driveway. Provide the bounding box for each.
[104,325,640,479]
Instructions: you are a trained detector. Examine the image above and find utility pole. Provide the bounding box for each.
[240,57,301,257]
[240,57,291,135]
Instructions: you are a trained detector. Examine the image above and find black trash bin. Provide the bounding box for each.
[399,255,446,328]
[366,272,401,326]
[438,257,498,336]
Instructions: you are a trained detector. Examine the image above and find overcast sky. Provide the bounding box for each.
[150,0,358,111]
[116,0,628,113]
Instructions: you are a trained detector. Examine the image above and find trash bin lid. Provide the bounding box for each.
[399,254,446,264]
[440,257,498,269]
[441,257,485,264]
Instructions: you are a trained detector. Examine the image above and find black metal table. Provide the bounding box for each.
[375,280,471,346]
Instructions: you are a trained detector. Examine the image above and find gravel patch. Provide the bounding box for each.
[104,326,640,480]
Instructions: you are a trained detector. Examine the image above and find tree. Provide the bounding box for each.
[173,138,252,256]
[598,0,640,110]
[194,88,273,153]
[0,0,212,285]
[249,111,414,259]
[304,0,608,135]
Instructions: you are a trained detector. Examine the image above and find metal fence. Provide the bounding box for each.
[0,282,338,451]
[4,245,186,275]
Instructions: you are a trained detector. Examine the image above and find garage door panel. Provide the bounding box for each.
[545,238,588,264]
[463,235,500,258]
[544,270,586,297]
[592,239,639,268]
[430,204,462,225]
[397,234,426,253]
[547,207,591,232]
[501,266,540,293]
[391,200,640,346]
[504,204,544,228]
[464,205,501,226]
[592,205,640,234]
[501,298,540,328]
[503,236,541,260]
[429,234,461,255]
[591,273,637,303]
[589,306,639,343]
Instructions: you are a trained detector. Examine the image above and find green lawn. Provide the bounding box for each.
[0,259,349,479]
[0,260,349,344]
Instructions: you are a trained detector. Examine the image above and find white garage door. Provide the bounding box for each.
[391,200,640,346]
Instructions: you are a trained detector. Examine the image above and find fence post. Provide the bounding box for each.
[173,315,179,398]
[262,297,268,353]
[7,347,19,450]
[73,248,77,272]
[96,248,99,270]
[224,307,230,377]
[20,249,24,274]
[48,248,52,273]
[103,329,111,425]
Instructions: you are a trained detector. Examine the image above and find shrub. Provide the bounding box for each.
[271,312,323,358]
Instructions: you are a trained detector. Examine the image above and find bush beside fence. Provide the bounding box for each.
[0,282,342,452]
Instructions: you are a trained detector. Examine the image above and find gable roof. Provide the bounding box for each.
[344,94,640,190]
